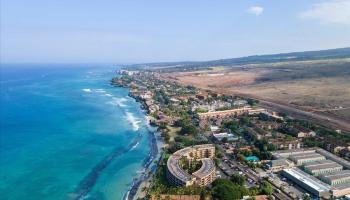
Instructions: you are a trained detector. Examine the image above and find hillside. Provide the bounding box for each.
[125,47,350,70]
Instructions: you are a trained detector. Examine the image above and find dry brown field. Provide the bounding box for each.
[163,58,350,125]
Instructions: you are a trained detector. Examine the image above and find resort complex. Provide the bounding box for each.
[166,144,216,187]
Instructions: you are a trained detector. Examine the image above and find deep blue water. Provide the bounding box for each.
[0,64,153,200]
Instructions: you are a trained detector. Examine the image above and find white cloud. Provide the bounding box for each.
[300,0,350,25]
[247,6,264,16]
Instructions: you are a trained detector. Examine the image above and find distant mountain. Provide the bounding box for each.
[125,47,350,70]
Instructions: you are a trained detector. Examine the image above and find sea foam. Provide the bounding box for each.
[82,88,92,93]
[125,112,141,131]
[95,89,106,93]
[130,141,140,151]
[108,97,128,107]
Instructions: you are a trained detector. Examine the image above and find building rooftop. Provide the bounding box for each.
[167,144,215,184]
[192,158,215,178]
[303,159,334,166]
[282,168,331,192]
[304,160,342,171]
[289,153,325,161]
[213,132,238,141]
[316,148,350,169]
[167,155,192,183]
[321,170,350,182]
[332,181,350,190]
[270,159,293,167]
[192,144,215,150]
[272,148,317,159]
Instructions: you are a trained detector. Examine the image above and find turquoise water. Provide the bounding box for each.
[0,64,154,200]
[244,156,260,162]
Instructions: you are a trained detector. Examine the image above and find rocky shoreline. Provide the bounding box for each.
[124,127,161,200]
[113,83,163,200]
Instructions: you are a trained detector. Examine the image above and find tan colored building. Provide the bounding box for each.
[268,138,301,150]
[266,159,295,172]
[303,160,343,176]
[166,144,216,187]
[332,184,350,197]
[192,158,216,186]
[320,170,350,186]
[198,106,252,120]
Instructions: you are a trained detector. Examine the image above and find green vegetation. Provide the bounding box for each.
[179,156,202,174]
[211,179,248,200]
[260,181,273,195]
[179,123,198,136]
[223,120,239,133]
[210,177,273,200]
[230,174,246,185]
[247,99,259,106]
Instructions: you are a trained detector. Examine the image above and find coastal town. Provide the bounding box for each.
[112,69,350,200]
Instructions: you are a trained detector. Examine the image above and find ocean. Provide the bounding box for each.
[0,64,156,200]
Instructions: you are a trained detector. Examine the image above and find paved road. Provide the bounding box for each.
[216,144,294,200]
[258,99,350,132]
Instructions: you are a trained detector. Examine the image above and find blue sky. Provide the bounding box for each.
[1,0,350,63]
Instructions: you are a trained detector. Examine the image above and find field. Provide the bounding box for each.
[162,58,350,127]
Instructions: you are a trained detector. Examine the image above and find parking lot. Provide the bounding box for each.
[267,172,307,199]
[218,158,258,188]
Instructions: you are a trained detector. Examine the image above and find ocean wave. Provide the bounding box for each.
[125,112,141,131]
[95,89,106,93]
[130,141,139,151]
[104,93,113,97]
[82,88,92,93]
[108,97,128,107]
[123,129,159,200]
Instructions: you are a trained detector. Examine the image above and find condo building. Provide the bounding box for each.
[166,144,216,187]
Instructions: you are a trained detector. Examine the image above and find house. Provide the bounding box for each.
[233,100,248,106]
[213,132,239,142]
[268,138,301,150]
[169,98,180,105]
[139,91,153,100]
[265,159,295,172]
[254,195,269,200]
[210,125,219,133]
[196,92,208,100]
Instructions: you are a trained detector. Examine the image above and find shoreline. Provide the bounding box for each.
[120,87,164,200]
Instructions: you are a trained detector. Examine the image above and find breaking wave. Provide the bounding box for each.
[82,88,92,93]
[95,89,106,93]
[108,97,128,107]
[130,141,139,151]
[125,112,141,131]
